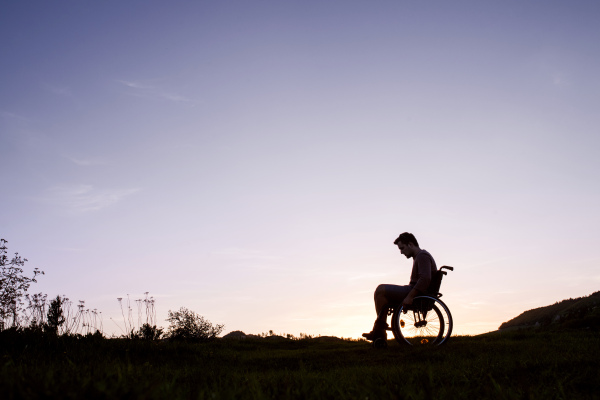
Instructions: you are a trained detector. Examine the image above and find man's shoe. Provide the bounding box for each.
[362,321,389,341]
[362,330,387,341]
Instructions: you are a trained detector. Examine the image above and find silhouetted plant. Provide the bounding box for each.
[0,239,44,329]
[114,292,158,338]
[117,296,134,334]
[25,292,47,329]
[134,323,163,340]
[45,295,66,335]
[59,297,79,335]
[165,307,224,341]
[140,292,156,327]
[75,300,103,335]
[51,297,102,336]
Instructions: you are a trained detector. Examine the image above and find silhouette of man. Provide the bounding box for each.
[363,232,437,341]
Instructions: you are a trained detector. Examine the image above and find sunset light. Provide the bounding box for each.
[2,0,599,340]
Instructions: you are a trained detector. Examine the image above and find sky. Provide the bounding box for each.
[1,0,599,338]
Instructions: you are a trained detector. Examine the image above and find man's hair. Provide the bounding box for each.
[394,232,419,247]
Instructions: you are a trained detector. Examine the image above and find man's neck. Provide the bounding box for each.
[411,247,422,258]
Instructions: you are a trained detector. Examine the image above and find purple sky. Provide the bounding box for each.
[2,0,599,337]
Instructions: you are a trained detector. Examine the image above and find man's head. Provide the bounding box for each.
[393,232,420,259]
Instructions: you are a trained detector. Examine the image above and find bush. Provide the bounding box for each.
[131,323,163,340]
[165,307,224,342]
[0,239,44,329]
[45,295,66,335]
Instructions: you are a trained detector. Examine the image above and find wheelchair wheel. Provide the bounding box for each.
[391,296,453,346]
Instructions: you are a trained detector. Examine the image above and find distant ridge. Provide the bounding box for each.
[221,330,347,341]
[499,291,600,331]
[222,330,262,340]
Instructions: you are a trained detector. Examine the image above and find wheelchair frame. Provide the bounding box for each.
[374,266,454,348]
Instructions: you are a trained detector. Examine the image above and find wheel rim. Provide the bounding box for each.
[392,296,452,346]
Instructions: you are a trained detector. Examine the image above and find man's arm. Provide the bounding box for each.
[403,252,433,306]
[402,287,421,306]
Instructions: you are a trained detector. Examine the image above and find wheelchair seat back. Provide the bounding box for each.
[426,266,453,298]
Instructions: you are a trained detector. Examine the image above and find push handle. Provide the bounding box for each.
[440,266,453,272]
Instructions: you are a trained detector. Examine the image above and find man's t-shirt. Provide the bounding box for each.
[409,249,437,293]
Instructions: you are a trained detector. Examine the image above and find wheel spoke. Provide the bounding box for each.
[392,296,453,346]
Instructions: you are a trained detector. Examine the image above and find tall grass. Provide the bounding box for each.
[21,294,103,336]
[113,293,157,337]
[1,329,598,399]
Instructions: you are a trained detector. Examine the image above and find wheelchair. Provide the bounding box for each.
[373,266,454,348]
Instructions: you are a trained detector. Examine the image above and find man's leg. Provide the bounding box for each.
[363,284,413,340]
[363,285,391,340]
[374,284,389,324]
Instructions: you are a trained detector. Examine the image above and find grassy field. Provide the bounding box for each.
[1,329,599,399]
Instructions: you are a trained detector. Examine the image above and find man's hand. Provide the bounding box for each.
[402,288,420,308]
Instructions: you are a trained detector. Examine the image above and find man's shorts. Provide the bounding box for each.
[379,284,413,305]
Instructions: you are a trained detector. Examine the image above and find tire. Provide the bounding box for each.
[391,296,453,346]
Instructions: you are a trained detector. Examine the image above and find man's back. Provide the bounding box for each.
[409,249,437,293]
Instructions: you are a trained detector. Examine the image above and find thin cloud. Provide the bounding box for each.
[44,184,141,213]
[117,80,192,102]
[117,80,154,90]
[1,110,29,121]
[46,246,86,252]
[64,155,109,166]
[43,83,73,97]
[162,93,192,102]
[212,248,283,262]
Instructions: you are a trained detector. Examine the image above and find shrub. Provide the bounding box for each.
[45,295,66,335]
[165,307,224,341]
[0,239,44,329]
[131,323,163,340]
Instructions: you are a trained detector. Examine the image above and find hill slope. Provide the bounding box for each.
[499,291,600,330]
